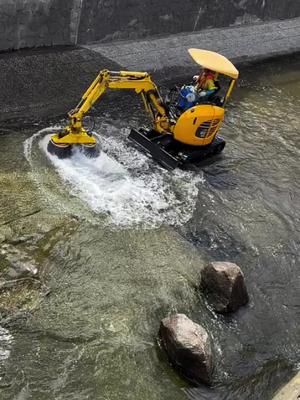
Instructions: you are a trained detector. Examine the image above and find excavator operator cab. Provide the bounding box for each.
[166,49,239,115]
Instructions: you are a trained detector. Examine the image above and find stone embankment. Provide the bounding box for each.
[85,18,300,75]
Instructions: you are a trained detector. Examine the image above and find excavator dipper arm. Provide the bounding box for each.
[71,71,166,121]
[49,70,170,146]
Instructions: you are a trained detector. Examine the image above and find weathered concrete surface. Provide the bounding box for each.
[0,0,82,51]
[85,17,300,74]
[78,0,300,44]
[272,371,300,400]
[0,0,299,52]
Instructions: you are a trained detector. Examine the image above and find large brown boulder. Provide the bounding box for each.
[201,262,249,313]
[159,313,212,385]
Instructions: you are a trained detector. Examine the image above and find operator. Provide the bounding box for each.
[193,68,218,99]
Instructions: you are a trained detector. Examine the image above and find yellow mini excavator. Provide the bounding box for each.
[48,49,239,169]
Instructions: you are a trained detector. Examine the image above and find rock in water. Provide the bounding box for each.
[201,262,249,313]
[159,313,212,385]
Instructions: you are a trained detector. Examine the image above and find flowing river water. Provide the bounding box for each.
[0,55,299,399]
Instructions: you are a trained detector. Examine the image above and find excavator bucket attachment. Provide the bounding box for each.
[47,128,100,159]
[128,129,180,170]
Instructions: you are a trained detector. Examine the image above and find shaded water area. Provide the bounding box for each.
[0,54,299,399]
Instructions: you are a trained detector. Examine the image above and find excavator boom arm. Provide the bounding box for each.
[69,70,170,133]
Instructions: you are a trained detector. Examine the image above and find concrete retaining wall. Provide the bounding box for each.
[0,0,300,51]
[78,0,300,43]
[0,0,81,51]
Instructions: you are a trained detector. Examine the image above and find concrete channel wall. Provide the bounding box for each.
[0,0,300,51]
[0,0,81,51]
[77,0,300,43]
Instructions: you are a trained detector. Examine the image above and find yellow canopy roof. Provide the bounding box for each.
[188,49,239,79]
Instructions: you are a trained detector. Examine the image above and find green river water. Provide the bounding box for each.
[0,56,299,399]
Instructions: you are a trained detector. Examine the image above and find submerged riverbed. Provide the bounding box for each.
[0,55,299,399]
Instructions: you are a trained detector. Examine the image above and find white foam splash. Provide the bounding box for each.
[24,126,61,164]
[25,125,204,228]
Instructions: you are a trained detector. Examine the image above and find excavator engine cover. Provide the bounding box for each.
[173,104,224,146]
